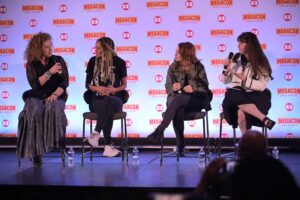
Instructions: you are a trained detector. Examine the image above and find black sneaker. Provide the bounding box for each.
[147,129,164,143]
[33,155,42,167]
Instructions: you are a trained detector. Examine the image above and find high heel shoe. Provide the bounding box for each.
[262,117,276,130]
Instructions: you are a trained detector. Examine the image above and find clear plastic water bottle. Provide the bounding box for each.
[198,148,205,168]
[68,147,75,167]
[272,146,279,159]
[132,146,139,165]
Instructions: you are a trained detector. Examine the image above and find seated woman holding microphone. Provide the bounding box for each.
[221,32,275,134]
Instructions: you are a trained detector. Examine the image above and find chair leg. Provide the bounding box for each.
[233,127,237,155]
[90,121,93,162]
[82,118,86,166]
[121,118,124,162]
[218,116,223,157]
[124,118,128,164]
[18,157,21,168]
[160,134,164,167]
[203,115,206,157]
[61,149,65,167]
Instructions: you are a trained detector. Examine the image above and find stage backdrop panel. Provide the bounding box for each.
[1,0,299,139]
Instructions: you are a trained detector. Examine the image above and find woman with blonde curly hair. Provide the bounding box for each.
[17,32,69,166]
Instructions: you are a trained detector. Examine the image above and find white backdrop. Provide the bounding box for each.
[0,0,300,139]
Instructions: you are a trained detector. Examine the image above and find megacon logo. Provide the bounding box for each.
[211,29,233,37]
[2,119,9,127]
[194,44,201,52]
[0,20,14,27]
[284,43,293,51]
[123,104,139,112]
[29,19,37,27]
[2,91,9,99]
[122,2,130,10]
[278,118,300,125]
[65,104,76,111]
[0,34,7,42]
[66,133,77,138]
[284,73,293,81]
[186,30,193,38]
[22,5,44,12]
[148,89,167,97]
[149,119,162,126]
[146,1,169,9]
[0,5,7,14]
[154,16,162,24]
[185,0,193,8]
[147,30,169,38]
[23,34,34,40]
[154,74,163,83]
[283,13,292,21]
[210,0,233,7]
[188,121,196,127]
[84,32,106,39]
[115,46,138,54]
[69,76,76,83]
[260,43,266,50]
[250,0,259,7]
[251,28,259,35]
[217,14,226,23]
[91,18,98,26]
[218,44,226,52]
[211,88,226,96]
[147,60,170,68]
[123,31,130,40]
[277,88,300,95]
[83,3,105,11]
[1,63,8,70]
[178,15,201,23]
[0,48,14,55]
[243,13,266,21]
[59,4,67,12]
[211,58,225,67]
[115,17,137,25]
[277,58,299,65]
[276,28,299,36]
[60,33,68,41]
[154,45,162,53]
[0,105,16,112]
[285,102,294,111]
[127,74,139,82]
[276,0,299,6]
[54,47,75,55]
[53,18,75,26]
[156,104,164,112]
[125,60,131,68]
[286,133,295,138]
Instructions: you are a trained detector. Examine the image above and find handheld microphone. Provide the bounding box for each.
[172,74,182,94]
[223,52,234,69]
[53,56,63,76]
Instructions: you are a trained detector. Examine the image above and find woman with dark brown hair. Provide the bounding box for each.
[147,42,212,155]
[17,32,69,166]
[221,32,275,134]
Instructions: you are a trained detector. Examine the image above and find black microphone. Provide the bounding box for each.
[53,56,63,76]
[172,74,182,94]
[223,52,234,69]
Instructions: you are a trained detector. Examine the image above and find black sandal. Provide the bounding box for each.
[262,117,276,130]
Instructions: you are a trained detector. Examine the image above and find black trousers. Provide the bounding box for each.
[158,94,203,147]
[90,95,123,145]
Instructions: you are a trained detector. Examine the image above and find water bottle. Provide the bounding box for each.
[198,148,205,168]
[272,146,279,159]
[68,147,75,167]
[132,146,139,165]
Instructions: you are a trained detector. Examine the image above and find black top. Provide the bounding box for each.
[24,55,69,101]
[85,55,127,90]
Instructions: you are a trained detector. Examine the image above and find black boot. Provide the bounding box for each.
[176,146,185,157]
[147,128,164,143]
[33,155,42,166]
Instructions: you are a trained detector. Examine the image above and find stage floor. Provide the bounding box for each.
[0,148,299,199]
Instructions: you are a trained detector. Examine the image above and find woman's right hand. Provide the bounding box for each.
[173,83,181,91]
[89,85,108,95]
[49,63,62,74]
[223,58,231,70]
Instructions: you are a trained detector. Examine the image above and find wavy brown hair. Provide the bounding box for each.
[24,32,52,62]
[237,32,273,80]
[177,42,198,67]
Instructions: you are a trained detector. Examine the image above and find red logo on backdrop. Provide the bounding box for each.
[251,28,259,35]
[154,16,162,24]
[286,133,294,138]
[0,34,7,42]
[283,13,292,21]
[2,119,9,127]
[122,2,130,10]
[0,6,7,14]
[285,102,293,111]
[155,74,163,83]
[250,0,258,7]
[284,43,292,51]
[59,4,67,12]
[188,121,196,127]
[29,19,37,27]
[186,30,193,38]
[156,104,164,112]
[91,47,96,54]
[2,91,9,99]
[218,44,226,52]
[60,33,68,41]
[221,133,228,138]
[125,60,131,68]
[126,118,132,126]
[154,45,162,53]
[91,18,98,26]
[185,0,193,8]
[123,31,130,39]
[284,73,293,81]
[1,63,8,70]
[218,14,226,23]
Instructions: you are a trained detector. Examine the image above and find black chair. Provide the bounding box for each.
[218,112,268,157]
[81,112,128,165]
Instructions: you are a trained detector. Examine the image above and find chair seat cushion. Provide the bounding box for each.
[161,111,206,121]
[83,112,127,120]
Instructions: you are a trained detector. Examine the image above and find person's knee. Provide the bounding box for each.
[238,109,246,123]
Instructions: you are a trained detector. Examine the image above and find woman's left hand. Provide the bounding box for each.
[233,73,246,81]
[45,94,57,104]
[183,85,193,93]
[106,85,117,94]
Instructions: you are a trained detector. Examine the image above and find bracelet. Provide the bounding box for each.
[51,93,58,98]
[45,71,52,79]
